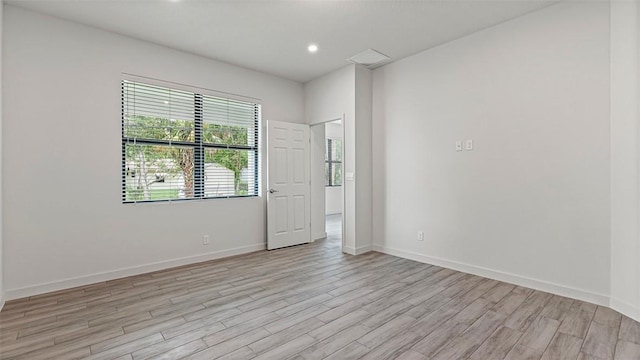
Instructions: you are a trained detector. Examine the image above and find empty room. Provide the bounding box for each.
[1,0,640,359]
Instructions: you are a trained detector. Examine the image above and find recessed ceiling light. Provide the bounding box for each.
[307,44,318,53]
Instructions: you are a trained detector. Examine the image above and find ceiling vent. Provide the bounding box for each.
[346,48,391,68]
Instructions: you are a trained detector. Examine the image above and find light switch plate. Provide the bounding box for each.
[455,141,463,151]
[346,172,355,181]
[465,139,473,150]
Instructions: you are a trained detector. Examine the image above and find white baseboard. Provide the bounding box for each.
[343,246,356,255]
[343,244,373,256]
[373,245,610,307]
[313,232,327,240]
[0,292,5,312]
[610,297,640,323]
[356,244,373,255]
[5,243,266,301]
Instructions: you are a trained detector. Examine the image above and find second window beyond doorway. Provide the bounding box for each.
[325,138,342,187]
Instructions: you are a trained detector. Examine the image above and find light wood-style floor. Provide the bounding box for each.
[1,215,639,360]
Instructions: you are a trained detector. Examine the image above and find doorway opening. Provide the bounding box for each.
[310,118,344,251]
[323,120,343,249]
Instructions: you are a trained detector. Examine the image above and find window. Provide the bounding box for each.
[122,79,260,203]
[325,138,342,186]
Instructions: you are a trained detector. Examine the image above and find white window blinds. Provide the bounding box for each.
[122,79,260,203]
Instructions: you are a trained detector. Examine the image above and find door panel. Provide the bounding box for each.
[293,196,306,231]
[293,149,305,183]
[267,121,310,250]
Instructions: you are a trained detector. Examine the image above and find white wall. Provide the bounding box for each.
[0,0,4,311]
[354,66,373,253]
[325,122,343,140]
[325,188,342,215]
[373,2,611,305]
[305,66,354,126]
[305,65,373,255]
[3,6,304,299]
[305,66,355,250]
[325,122,342,215]
[310,124,326,239]
[610,1,640,321]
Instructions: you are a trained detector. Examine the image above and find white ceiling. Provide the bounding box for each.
[9,0,557,83]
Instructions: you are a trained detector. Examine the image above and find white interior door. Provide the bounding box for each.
[267,120,310,250]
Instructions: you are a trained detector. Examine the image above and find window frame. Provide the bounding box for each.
[325,138,342,187]
[121,77,261,203]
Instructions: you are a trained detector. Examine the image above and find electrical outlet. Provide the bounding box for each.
[465,139,473,150]
[203,235,210,245]
[455,141,463,151]
[418,231,424,241]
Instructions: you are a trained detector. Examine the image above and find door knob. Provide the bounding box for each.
[269,189,279,194]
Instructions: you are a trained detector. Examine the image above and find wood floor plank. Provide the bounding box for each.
[620,316,640,345]
[315,299,367,323]
[360,300,413,329]
[274,293,333,318]
[504,291,553,332]
[20,345,93,360]
[216,346,256,360]
[559,305,597,339]
[88,333,165,360]
[189,327,271,360]
[250,334,316,360]
[469,326,522,360]
[505,344,545,360]
[541,332,583,360]
[53,323,125,347]
[220,300,288,328]
[308,309,369,341]
[134,326,225,360]
[493,291,528,316]
[15,317,88,340]
[0,336,55,359]
[452,298,494,325]
[594,306,622,329]
[581,321,618,359]
[481,283,516,304]
[161,312,231,339]
[410,320,469,357]
[614,340,640,360]
[357,314,415,349]
[430,336,479,360]
[578,351,609,360]
[122,315,185,335]
[460,310,507,344]
[146,339,207,360]
[263,304,328,335]
[539,295,574,321]
[248,317,324,355]
[395,350,428,360]
[1,215,638,360]
[201,313,280,347]
[297,324,369,360]
[321,341,370,360]
[517,315,561,351]
[404,293,451,319]
[359,329,423,360]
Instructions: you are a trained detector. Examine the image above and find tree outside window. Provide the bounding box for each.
[122,80,259,203]
[325,138,342,187]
